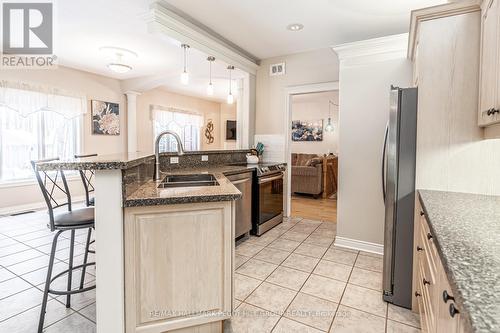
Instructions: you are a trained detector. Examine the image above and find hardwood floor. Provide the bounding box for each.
[291,194,337,222]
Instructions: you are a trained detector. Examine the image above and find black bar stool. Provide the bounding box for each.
[31,158,96,333]
[74,153,97,207]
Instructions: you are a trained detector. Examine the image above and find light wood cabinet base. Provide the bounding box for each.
[124,202,234,333]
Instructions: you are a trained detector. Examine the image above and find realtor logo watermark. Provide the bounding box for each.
[1,1,57,68]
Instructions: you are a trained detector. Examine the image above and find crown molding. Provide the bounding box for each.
[147,1,260,75]
[332,33,408,67]
[408,0,481,61]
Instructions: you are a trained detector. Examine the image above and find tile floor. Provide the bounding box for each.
[0,211,420,333]
[0,210,96,333]
[226,217,421,333]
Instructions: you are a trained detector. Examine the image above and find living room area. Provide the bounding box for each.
[290,91,338,223]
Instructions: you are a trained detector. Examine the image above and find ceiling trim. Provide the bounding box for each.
[147,1,260,75]
[407,0,481,61]
[332,33,408,67]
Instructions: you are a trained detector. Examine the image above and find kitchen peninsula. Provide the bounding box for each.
[36,150,283,333]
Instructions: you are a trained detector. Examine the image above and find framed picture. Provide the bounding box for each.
[291,119,323,141]
[91,100,120,135]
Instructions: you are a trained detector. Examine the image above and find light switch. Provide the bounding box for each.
[201,155,209,161]
[170,156,179,164]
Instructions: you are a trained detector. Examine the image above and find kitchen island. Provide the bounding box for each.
[36,150,278,333]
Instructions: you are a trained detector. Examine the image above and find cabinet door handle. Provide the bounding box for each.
[443,290,455,303]
[423,278,431,286]
[487,108,494,116]
[415,291,421,297]
[493,108,500,115]
[416,246,424,252]
[449,303,459,318]
[420,211,425,216]
[427,233,433,240]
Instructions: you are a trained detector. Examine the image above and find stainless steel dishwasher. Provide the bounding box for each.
[225,171,253,238]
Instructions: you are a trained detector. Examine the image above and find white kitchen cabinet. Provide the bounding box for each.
[479,0,500,126]
[123,201,234,333]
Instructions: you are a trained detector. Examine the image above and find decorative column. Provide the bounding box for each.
[125,91,140,153]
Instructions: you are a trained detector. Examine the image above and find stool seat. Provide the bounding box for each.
[54,207,94,228]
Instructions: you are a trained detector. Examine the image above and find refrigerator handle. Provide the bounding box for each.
[382,121,389,202]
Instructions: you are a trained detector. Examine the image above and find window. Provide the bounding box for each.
[0,84,84,183]
[151,107,203,152]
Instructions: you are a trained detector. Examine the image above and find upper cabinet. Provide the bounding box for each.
[479,0,500,126]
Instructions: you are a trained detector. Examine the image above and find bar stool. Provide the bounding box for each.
[31,158,96,333]
[74,153,97,207]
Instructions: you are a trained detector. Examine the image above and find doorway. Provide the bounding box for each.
[284,82,339,224]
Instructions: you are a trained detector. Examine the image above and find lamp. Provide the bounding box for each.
[180,44,190,85]
[227,65,235,104]
[325,100,337,132]
[207,56,215,96]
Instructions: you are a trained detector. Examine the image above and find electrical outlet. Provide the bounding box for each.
[170,156,179,164]
[201,155,209,162]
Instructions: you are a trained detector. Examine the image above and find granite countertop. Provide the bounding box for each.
[35,149,253,171]
[418,190,500,333]
[125,163,284,207]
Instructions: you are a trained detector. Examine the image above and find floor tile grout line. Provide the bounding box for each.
[268,219,325,332]
[327,251,358,333]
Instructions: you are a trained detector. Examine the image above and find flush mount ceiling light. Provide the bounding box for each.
[287,23,304,31]
[99,47,137,74]
[207,56,215,96]
[227,65,235,104]
[180,44,190,85]
[107,63,132,74]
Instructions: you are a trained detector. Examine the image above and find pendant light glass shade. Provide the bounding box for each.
[227,93,234,104]
[227,65,235,104]
[325,117,334,132]
[180,44,190,85]
[207,56,215,96]
[325,100,336,132]
[207,83,214,96]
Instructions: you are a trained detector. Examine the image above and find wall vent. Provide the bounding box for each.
[269,62,285,76]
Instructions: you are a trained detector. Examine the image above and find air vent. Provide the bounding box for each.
[270,62,285,76]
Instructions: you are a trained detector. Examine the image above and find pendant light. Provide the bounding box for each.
[180,44,190,85]
[325,100,336,132]
[227,65,235,104]
[207,56,215,96]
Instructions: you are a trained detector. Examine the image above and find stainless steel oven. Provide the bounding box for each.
[252,164,285,236]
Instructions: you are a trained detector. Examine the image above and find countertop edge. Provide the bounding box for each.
[418,190,484,333]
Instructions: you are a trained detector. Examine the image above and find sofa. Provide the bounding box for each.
[291,153,323,198]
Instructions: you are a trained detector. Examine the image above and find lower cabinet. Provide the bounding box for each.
[413,200,467,333]
[123,201,234,333]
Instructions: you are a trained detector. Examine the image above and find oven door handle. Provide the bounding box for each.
[258,173,283,184]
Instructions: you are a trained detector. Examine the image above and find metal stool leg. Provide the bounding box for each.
[79,227,92,289]
[38,230,63,333]
[66,230,75,308]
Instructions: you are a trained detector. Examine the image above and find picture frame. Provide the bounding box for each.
[91,100,120,135]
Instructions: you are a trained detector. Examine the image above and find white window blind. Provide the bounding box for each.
[151,106,203,152]
[0,82,85,182]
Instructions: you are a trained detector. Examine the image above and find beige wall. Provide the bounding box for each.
[337,57,412,246]
[291,91,339,155]
[0,66,126,212]
[136,88,236,153]
[255,48,340,135]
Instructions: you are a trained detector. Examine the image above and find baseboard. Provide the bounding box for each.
[334,236,384,255]
[0,195,86,216]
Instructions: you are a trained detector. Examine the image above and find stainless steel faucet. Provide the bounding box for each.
[154,130,185,181]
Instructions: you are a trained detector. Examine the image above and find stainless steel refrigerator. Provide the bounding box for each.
[382,86,418,309]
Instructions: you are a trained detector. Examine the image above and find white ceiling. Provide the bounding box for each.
[51,0,245,102]
[2,0,446,101]
[160,0,447,59]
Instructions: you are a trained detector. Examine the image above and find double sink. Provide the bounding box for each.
[157,174,219,188]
